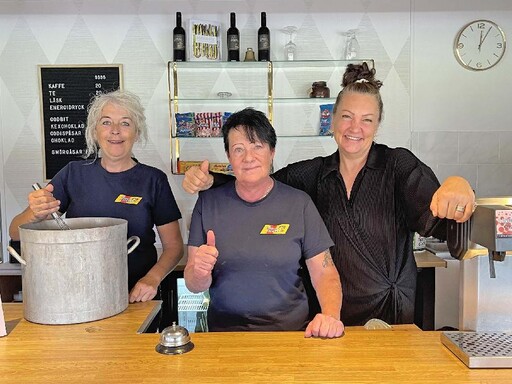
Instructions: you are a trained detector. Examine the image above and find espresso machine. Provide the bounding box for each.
[441,197,512,368]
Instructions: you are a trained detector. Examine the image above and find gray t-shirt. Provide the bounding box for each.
[188,180,334,331]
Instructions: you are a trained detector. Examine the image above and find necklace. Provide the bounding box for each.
[259,180,274,200]
[235,179,274,202]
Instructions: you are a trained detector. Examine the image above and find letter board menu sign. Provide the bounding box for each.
[39,64,123,180]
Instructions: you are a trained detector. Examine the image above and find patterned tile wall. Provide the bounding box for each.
[0,0,412,262]
[1,0,511,264]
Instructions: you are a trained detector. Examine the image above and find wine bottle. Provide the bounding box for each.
[173,12,186,61]
[258,12,270,61]
[227,12,240,61]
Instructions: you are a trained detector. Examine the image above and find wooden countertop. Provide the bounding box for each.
[2,302,511,383]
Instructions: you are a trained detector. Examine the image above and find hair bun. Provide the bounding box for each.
[342,62,382,89]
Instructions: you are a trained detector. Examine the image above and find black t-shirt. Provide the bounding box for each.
[51,159,182,290]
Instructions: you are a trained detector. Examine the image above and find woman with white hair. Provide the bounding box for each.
[10,90,183,330]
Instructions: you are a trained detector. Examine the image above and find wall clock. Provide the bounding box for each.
[454,19,506,71]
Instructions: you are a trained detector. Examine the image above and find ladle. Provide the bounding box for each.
[32,183,71,230]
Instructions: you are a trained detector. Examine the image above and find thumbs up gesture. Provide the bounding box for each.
[182,160,214,194]
[206,229,216,247]
[192,230,219,278]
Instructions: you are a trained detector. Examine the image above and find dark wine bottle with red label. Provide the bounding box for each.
[258,12,270,61]
[173,12,186,61]
[227,12,240,61]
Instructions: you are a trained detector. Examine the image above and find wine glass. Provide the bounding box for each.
[342,29,360,60]
[282,26,298,61]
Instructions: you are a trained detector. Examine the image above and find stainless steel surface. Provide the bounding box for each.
[460,255,512,332]
[31,183,71,230]
[426,240,450,255]
[450,197,512,332]
[441,331,512,368]
[137,300,162,334]
[13,217,137,324]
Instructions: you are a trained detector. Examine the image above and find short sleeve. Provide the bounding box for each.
[302,198,334,259]
[153,172,181,226]
[187,192,206,247]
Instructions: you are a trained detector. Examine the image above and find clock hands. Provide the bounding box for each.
[478,30,483,52]
[479,26,493,50]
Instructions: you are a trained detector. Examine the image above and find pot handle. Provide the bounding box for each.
[127,236,140,255]
[7,245,27,265]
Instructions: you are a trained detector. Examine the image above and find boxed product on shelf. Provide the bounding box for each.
[178,161,233,175]
[189,19,221,61]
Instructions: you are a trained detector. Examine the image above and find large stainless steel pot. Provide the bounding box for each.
[8,217,140,325]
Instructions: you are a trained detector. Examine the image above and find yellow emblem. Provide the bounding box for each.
[260,224,290,235]
[115,194,142,205]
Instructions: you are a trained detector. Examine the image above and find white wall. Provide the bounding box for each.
[411,0,512,197]
[1,0,511,265]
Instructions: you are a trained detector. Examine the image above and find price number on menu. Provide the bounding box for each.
[95,74,108,93]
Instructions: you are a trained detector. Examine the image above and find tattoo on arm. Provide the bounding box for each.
[322,250,335,268]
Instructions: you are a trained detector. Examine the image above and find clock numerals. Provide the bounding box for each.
[454,19,506,71]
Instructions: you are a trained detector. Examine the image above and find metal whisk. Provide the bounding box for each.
[32,183,71,230]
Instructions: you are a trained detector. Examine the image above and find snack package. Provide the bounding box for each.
[319,104,334,136]
[195,112,212,137]
[195,112,224,137]
[210,112,222,137]
[222,112,232,126]
[175,112,196,137]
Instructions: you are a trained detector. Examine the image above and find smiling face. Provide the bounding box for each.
[94,102,138,167]
[226,127,275,186]
[332,91,380,158]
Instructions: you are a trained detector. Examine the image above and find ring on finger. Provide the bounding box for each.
[455,205,465,213]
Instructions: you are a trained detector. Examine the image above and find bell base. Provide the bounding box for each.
[155,342,194,355]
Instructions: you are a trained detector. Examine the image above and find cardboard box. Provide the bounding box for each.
[178,161,233,175]
[189,19,221,61]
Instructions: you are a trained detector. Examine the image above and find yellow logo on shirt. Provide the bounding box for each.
[115,194,142,205]
[260,224,290,235]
